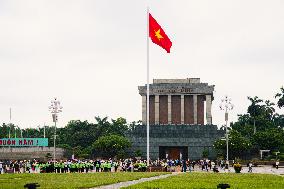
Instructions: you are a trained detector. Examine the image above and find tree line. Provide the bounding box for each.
[0,117,140,159]
[214,87,284,160]
[1,87,284,160]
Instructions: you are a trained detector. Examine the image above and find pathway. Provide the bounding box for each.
[90,172,180,189]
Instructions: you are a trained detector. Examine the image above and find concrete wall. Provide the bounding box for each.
[0,147,65,160]
[127,124,224,160]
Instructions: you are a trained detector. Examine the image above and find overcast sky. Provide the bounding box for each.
[0,0,283,129]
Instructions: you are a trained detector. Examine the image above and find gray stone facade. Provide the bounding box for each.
[127,125,224,160]
[138,78,214,96]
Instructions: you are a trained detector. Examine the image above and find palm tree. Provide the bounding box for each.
[275,87,284,109]
[264,100,275,120]
[247,96,263,134]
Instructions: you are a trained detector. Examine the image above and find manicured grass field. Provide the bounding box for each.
[125,172,284,189]
[0,172,168,189]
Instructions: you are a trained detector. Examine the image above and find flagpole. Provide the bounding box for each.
[9,108,11,138]
[146,7,150,166]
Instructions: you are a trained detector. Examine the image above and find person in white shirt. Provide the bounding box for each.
[248,162,253,173]
[0,162,2,174]
[276,160,279,169]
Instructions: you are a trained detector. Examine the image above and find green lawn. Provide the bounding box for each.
[124,172,284,189]
[0,172,168,189]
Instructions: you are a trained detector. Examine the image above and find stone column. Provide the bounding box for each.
[181,95,184,124]
[142,95,147,125]
[193,95,198,124]
[168,95,171,124]
[206,95,212,124]
[155,95,159,125]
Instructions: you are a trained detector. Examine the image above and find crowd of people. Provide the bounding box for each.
[0,159,147,174]
[0,158,268,174]
[0,158,224,174]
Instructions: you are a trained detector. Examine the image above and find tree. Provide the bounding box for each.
[252,129,284,151]
[0,116,132,159]
[221,88,284,159]
[128,120,142,131]
[202,149,209,158]
[0,123,21,138]
[61,120,98,149]
[273,114,284,129]
[109,117,128,136]
[214,130,252,159]
[95,117,128,137]
[93,134,131,158]
[0,123,10,138]
[231,114,254,138]
[39,117,130,158]
[244,97,277,133]
[275,87,284,109]
[134,149,142,157]
[247,96,263,133]
[264,100,275,119]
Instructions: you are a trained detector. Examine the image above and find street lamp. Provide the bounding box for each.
[49,97,63,167]
[219,96,234,163]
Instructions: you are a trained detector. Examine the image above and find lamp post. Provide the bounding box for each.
[219,96,234,163]
[49,97,63,167]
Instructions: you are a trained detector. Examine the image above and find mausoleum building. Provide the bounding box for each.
[127,78,224,160]
[139,78,214,125]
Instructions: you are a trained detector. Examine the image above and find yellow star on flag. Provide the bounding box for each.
[155,29,163,41]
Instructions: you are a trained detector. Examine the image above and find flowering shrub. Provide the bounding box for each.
[233,163,242,173]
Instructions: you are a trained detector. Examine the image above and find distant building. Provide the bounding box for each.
[127,78,224,160]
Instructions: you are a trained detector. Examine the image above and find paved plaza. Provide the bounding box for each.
[91,172,180,189]
[194,165,284,175]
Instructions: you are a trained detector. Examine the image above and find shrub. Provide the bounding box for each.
[135,149,142,157]
[278,154,284,161]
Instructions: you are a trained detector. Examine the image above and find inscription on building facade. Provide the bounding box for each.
[155,88,192,94]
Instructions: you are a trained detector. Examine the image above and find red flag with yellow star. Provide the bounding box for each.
[149,13,172,53]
